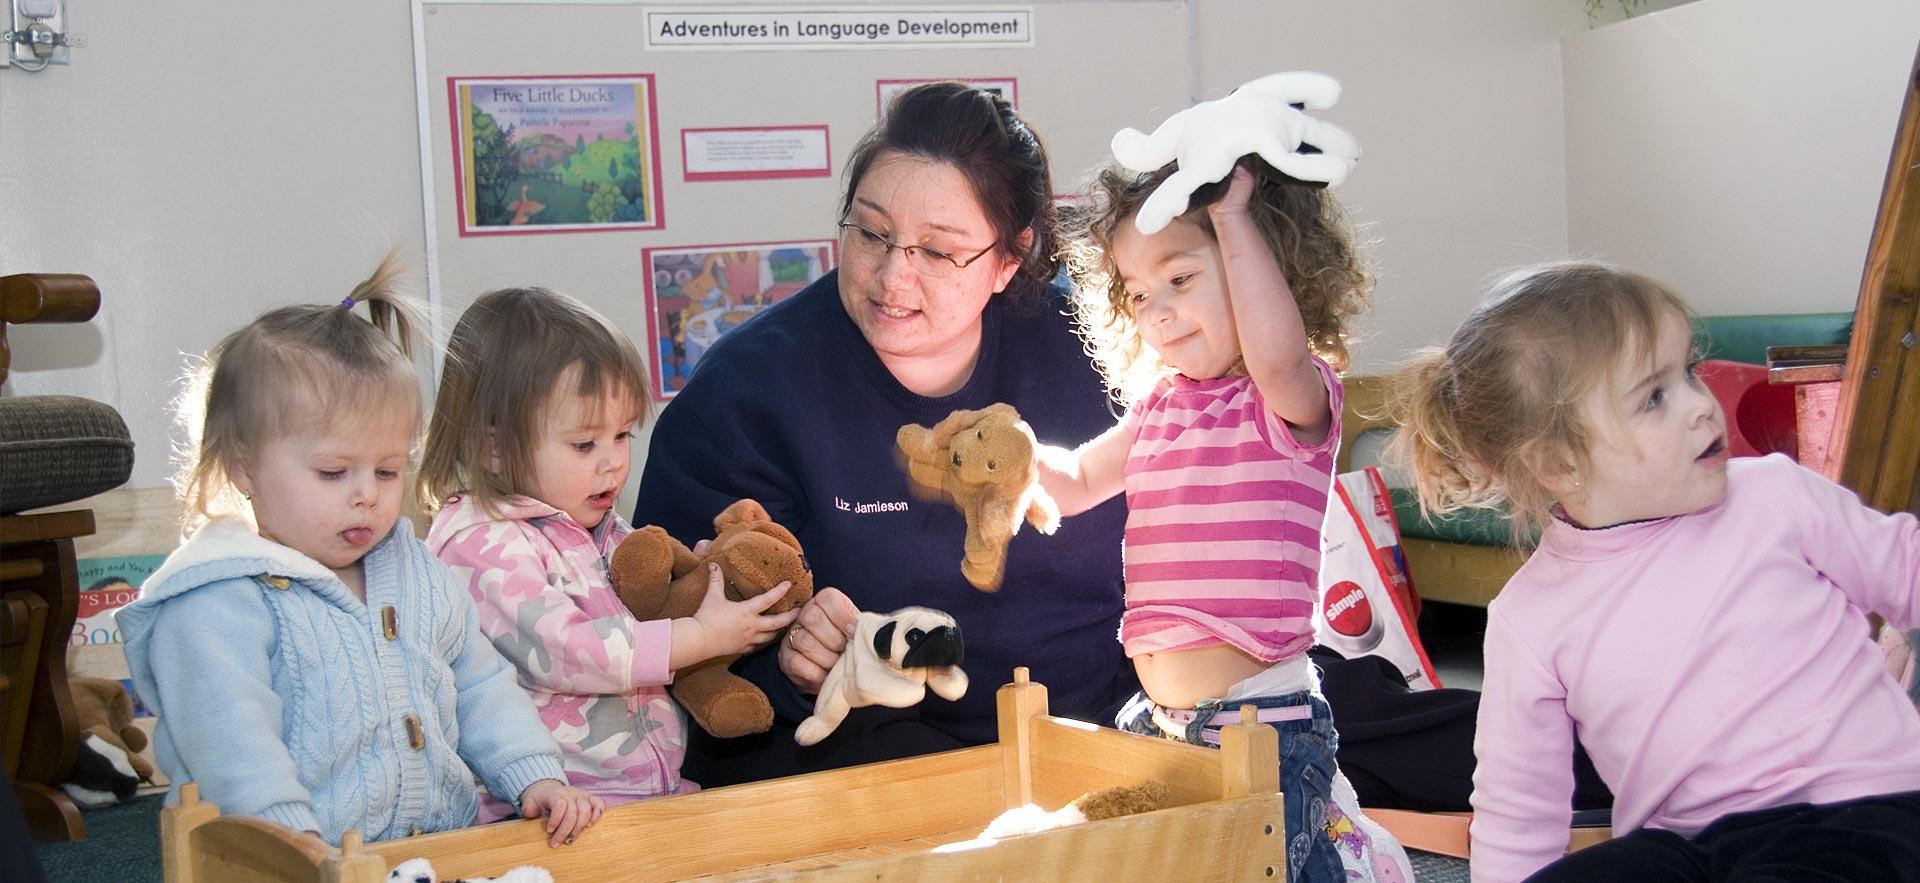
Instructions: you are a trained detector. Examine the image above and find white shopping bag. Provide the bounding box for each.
[1315,467,1440,689]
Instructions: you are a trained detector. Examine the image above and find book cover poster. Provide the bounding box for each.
[451,75,664,235]
[643,240,836,398]
[71,554,170,787]
[73,554,165,653]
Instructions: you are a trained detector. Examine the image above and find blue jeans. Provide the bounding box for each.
[1118,688,1347,883]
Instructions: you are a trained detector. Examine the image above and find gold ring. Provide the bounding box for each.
[787,629,799,646]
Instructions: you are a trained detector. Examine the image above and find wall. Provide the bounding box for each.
[6,0,1910,509]
[0,0,424,490]
[1564,0,1920,315]
[1584,0,1698,29]
[1192,0,1581,374]
[418,2,1191,499]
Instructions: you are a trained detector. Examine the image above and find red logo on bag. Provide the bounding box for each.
[1323,581,1374,637]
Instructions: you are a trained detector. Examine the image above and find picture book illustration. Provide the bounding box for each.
[643,241,835,397]
[453,75,663,234]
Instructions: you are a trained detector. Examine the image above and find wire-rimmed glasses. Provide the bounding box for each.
[838,220,996,278]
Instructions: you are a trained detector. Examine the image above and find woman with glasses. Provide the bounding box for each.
[633,81,1137,785]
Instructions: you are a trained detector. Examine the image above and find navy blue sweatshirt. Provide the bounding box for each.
[633,270,1135,747]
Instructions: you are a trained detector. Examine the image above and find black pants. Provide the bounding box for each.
[1526,790,1920,883]
[686,677,1141,787]
[1313,647,1613,812]
[683,704,967,787]
[693,649,1616,810]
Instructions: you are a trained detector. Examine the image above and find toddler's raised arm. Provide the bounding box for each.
[1210,166,1330,443]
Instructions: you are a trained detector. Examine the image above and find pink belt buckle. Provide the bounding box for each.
[1198,704,1314,744]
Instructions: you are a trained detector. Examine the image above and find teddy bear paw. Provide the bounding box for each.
[691,691,775,739]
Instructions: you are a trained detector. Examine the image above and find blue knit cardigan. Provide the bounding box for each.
[119,518,564,844]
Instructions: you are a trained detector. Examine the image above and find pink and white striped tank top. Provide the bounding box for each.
[1119,358,1343,663]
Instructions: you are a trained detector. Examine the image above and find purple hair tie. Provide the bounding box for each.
[340,296,356,309]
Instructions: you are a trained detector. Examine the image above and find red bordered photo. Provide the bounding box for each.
[448,74,665,236]
[643,239,838,398]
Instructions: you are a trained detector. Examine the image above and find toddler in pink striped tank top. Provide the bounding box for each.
[1038,152,1409,882]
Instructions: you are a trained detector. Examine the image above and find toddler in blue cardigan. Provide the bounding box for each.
[119,253,602,848]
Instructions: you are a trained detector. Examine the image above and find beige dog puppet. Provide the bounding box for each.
[795,607,968,747]
[897,404,1061,590]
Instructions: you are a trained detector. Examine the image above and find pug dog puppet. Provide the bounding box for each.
[795,607,968,747]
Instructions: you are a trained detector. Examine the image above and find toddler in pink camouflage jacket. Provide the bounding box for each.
[419,287,799,807]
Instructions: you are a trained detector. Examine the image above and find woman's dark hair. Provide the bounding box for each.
[840,82,1058,287]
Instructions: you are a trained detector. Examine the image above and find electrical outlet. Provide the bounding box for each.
[8,0,71,67]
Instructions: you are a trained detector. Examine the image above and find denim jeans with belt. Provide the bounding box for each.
[1118,687,1347,883]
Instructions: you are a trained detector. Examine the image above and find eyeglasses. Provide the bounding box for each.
[838,220,996,279]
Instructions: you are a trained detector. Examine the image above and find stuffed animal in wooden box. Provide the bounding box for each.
[795,607,967,747]
[611,499,814,739]
[897,404,1060,590]
[389,858,551,883]
[976,780,1169,840]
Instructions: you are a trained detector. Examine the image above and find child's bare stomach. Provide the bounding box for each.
[1133,643,1271,710]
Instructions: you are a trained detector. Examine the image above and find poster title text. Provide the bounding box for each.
[486,86,617,104]
[647,10,1033,49]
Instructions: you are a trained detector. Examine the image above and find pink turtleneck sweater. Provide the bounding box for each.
[1469,454,1920,883]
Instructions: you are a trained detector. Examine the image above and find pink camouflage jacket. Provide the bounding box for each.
[425,494,694,802]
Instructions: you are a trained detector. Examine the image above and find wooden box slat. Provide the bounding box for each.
[159,676,1294,883]
[787,795,1286,883]
[188,817,340,883]
[1027,715,1224,809]
[366,745,1003,882]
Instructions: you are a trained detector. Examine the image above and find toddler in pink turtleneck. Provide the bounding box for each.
[1393,261,1920,883]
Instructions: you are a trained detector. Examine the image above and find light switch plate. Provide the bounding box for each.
[8,0,71,67]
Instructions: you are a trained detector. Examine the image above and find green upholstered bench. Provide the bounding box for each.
[1340,312,1853,607]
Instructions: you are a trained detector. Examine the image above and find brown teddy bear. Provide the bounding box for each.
[897,404,1060,590]
[610,499,814,739]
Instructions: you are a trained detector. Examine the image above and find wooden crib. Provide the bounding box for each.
[158,668,1290,882]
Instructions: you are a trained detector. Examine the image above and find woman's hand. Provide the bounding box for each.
[778,587,860,695]
[518,779,605,847]
[671,563,800,669]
